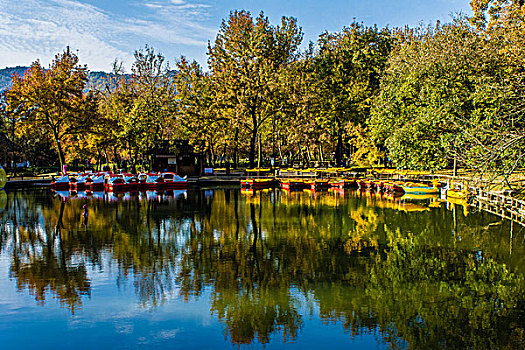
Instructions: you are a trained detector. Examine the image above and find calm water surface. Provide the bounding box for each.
[0,188,523,349]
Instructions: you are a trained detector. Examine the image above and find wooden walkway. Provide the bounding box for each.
[422,174,525,225]
[378,172,525,225]
[471,189,525,226]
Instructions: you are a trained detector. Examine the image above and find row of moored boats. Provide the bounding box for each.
[51,172,187,192]
[242,177,468,197]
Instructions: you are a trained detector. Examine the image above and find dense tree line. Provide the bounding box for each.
[1,2,524,181]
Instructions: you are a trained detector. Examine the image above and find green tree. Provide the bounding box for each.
[313,22,392,165]
[369,20,508,171]
[208,11,303,168]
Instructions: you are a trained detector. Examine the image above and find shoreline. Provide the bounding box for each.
[2,175,243,190]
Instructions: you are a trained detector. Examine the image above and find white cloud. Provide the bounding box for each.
[0,0,215,71]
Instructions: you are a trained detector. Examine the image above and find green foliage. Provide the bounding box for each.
[369,19,508,170]
[207,10,303,167]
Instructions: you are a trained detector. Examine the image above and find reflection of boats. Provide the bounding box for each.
[358,191,430,212]
[383,190,404,199]
[280,179,307,190]
[401,193,439,201]
[447,196,469,215]
[54,190,72,200]
[328,178,357,189]
[241,188,255,196]
[401,193,443,209]
[382,181,405,193]
[304,179,330,190]
[395,201,430,212]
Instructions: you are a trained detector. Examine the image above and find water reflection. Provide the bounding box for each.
[0,188,523,348]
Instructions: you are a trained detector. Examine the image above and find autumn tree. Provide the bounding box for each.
[128,46,178,167]
[469,0,524,29]
[5,47,97,171]
[208,11,303,168]
[98,62,137,168]
[99,47,178,170]
[174,58,232,166]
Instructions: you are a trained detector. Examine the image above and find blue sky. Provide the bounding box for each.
[0,0,472,71]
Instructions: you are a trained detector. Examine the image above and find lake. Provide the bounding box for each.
[0,188,523,349]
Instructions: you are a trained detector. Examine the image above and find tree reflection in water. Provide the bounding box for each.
[0,188,523,348]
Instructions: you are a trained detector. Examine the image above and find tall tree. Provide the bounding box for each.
[99,47,178,170]
[208,11,303,168]
[175,58,233,166]
[462,1,525,184]
[128,46,178,167]
[313,22,392,165]
[369,20,508,171]
[5,47,96,171]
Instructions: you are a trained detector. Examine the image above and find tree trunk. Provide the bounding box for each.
[249,105,258,169]
[249,130,257,169]
[113,146,121,170]
[52,128,66,173]
[233,127,239,169]
[257,136,262,168]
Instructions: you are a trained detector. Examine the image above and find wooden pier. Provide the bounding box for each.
[471,189,525,226]
[391,172,525,226]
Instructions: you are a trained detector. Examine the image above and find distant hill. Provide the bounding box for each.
[0,66,132,92]
[0,66,28,91]
[0,67,177,92]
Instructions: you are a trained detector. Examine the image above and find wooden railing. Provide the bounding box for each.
[387,172,525,225]
[471,189,525,225]
[6,175,51,181]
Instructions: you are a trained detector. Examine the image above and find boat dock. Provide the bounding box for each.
[5,169,525,227]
